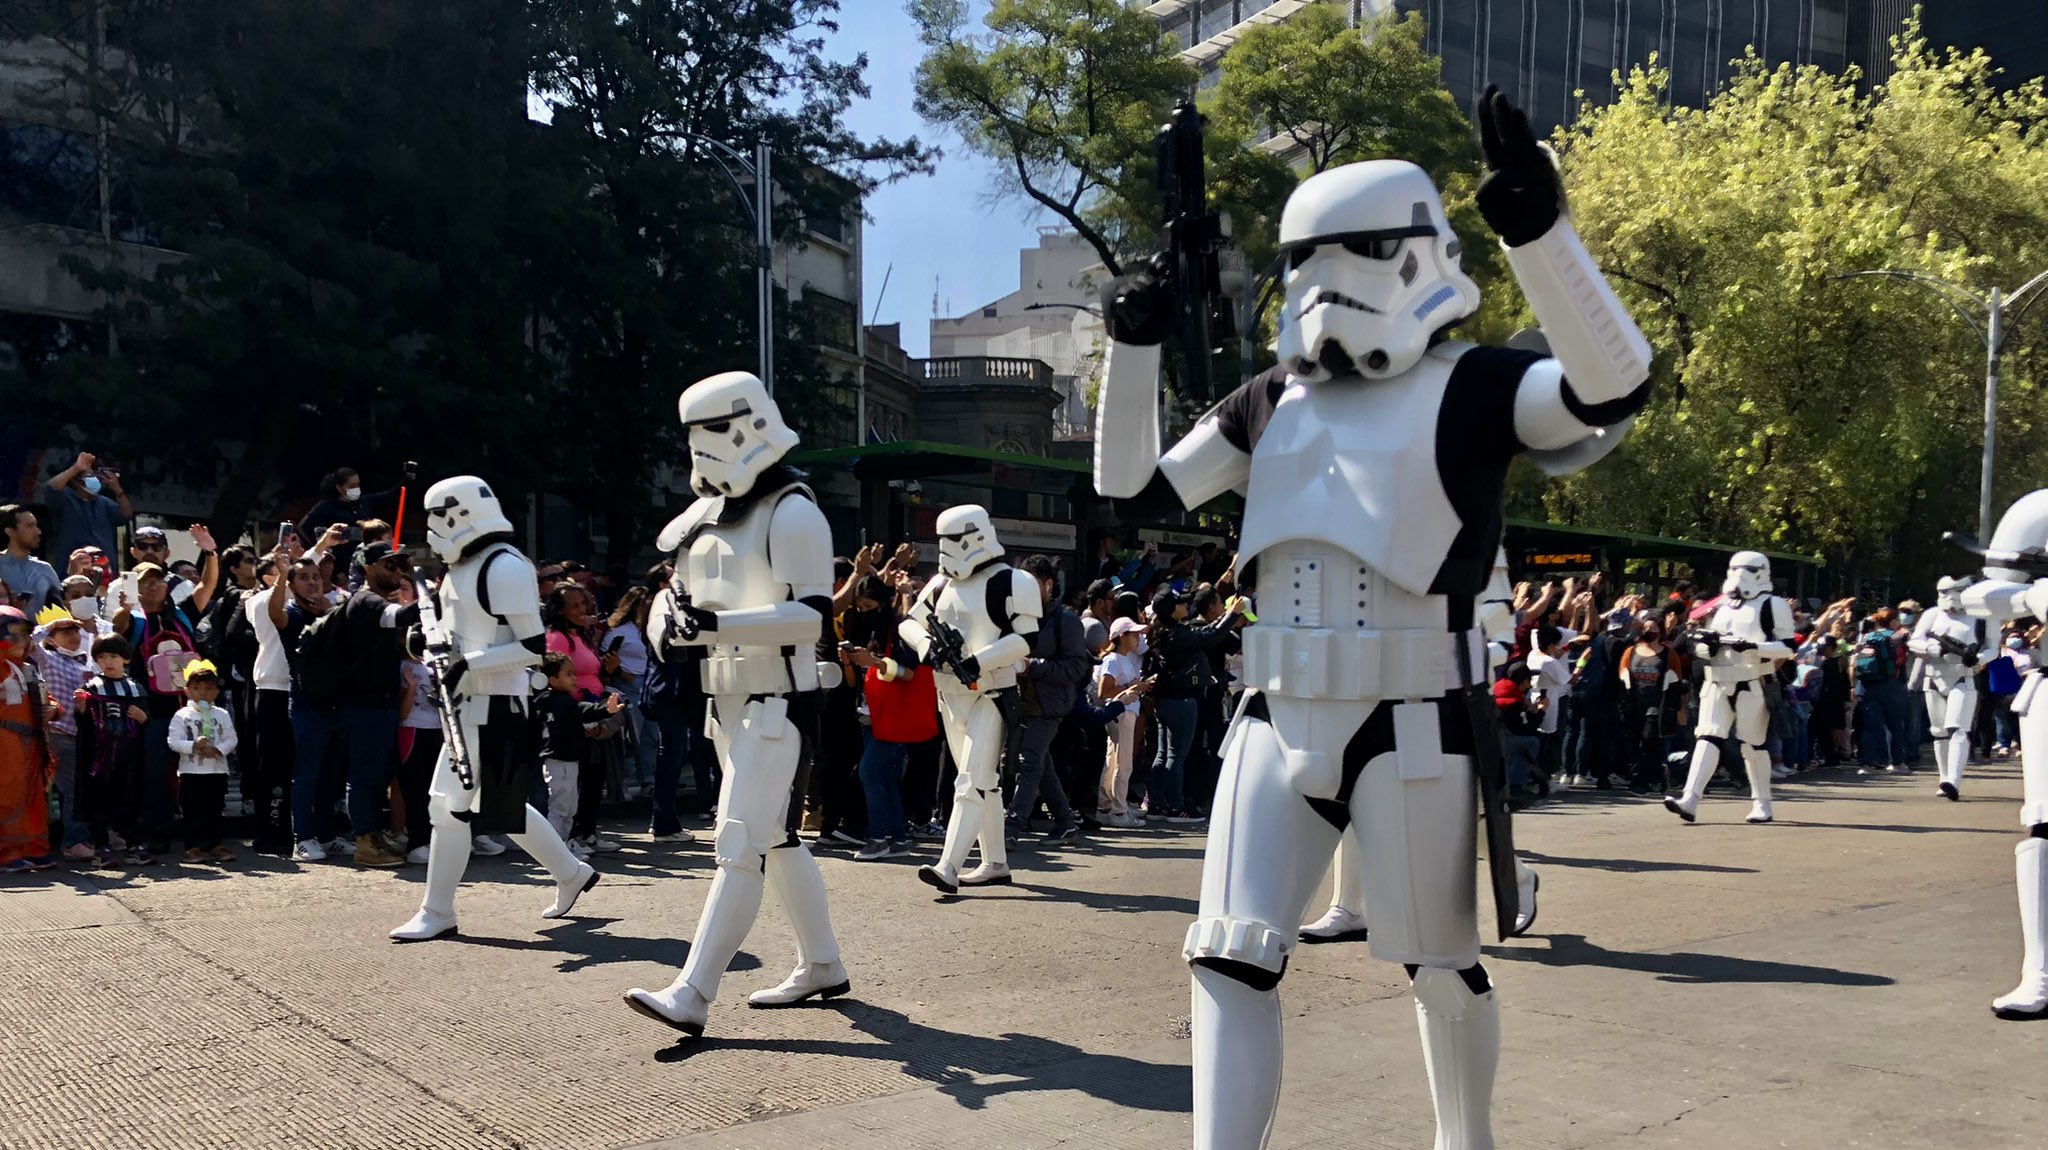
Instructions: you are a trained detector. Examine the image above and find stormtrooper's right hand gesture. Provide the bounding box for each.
[1100,253,1178,348]
[1476,85,1566,248]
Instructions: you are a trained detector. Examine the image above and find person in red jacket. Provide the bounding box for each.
[842,576,939,860]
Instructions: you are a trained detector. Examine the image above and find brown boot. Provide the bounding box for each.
[355,834,406,868]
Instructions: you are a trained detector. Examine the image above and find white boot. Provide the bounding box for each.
[1191,966,1283,1150]
[1664,740,1716,822]
[918,793,982,893]
[1413,967,1499,1150]
[751,846,849,1006]
[1992,837,2048,1020]
[1742,745,1773,823]
[626,858,767,1036]
[389,825,471,942]
[1940,731,1969,800]
[1511,859,1540,938]
[1299,906,1369,943]
[508,804,592,918]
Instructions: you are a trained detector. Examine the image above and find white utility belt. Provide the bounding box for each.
[1240,625,1451,702]
[1700,661,1775,687]
[699,651,840,697]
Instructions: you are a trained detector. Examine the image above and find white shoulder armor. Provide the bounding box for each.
[656,497,719,554]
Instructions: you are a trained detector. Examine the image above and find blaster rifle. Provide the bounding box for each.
[1679,627,1755,657]
[412,572,475,790]
[922,608,979,690]
[1944,531,2048,580]
[1932,631,1983,665]
[1151,102,1236,408]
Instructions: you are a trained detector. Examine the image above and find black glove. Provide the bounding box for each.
[1476,85,1566,247]
[1101,255,1178,347]
[442,654,469,700]
[1695,632,1722,657]
[953,654,982,689]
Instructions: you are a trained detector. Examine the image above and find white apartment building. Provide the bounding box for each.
[928,227,1107,439]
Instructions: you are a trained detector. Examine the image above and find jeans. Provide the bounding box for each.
[398,728,441,851]
[858,731,910,842]
[1504,733,1540,790]
[1992,695,2019,748]
[1148,697,1198,813]
[647,701,693,836]
[618,676,659,786]
[1006,714,1074,830]
[339,705,400,837]
[1785,705,1811,767]
[1566,696,1621,782]
[290,702,347,844]
[48,731,89,849]
[1863,680,1916,767]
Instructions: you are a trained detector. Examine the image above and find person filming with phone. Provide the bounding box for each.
[45,452,134,566]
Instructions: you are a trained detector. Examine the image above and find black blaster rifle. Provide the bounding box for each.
[921,608,979,691]
[1678,626,1755,657]
[1151,102,1236,408]
[412,572,474,790]
[1932,631,1984,664]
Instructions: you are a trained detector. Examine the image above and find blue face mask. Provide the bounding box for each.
[82,475,103,496]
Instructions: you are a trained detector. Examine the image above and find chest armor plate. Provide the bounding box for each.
[443,547,528,696]
[929,567,1011,654]
[684,503,780,612]
[1236,358,1458,598]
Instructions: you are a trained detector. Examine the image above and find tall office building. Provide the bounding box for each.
[1913,3,2048,89]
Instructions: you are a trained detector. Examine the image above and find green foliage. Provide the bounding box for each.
[1527,18,2048,588]
[10,0,928,551]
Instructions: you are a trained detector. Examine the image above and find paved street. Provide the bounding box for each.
[2,759,2043,1150]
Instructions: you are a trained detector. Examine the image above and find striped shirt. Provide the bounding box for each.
[33,643,92,736]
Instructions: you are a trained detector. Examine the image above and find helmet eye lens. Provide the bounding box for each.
[701,420,730,434]
[1342,238,1404,260]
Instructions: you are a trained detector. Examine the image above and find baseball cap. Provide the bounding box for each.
[1086,577,1118,602]
[1109,616,1148,640]
[1150,588,1184,618]
[130,561,166,579]
[359,541,409,567]
[131,525,167,543]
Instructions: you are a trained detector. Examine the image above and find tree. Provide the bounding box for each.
[1520,19,2048,589]
[908,0,1195,276]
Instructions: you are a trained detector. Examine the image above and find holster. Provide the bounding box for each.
[473,695,534,836]
[1455,631,1519,941]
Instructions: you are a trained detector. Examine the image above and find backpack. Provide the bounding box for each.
[196,587,260,673]
[1853,630,1897,682]
[293,605,351,705]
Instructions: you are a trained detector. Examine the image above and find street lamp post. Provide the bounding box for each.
[1835,267,2048,541]
[679,135,776,396]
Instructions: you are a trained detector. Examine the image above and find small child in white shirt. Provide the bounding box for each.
[1096,617,1150,827]
[166,659,239,862]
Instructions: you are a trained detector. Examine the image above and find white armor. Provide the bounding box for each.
[1956,489,2048,1020]
[1094,89,1650,1150]
[1908,576,1994,800]
[625,375,849,1038]
[1665,552,1793,826]
[899,505,1041,893]
[389,476,598,944]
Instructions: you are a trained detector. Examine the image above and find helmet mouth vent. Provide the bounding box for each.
[1317,342,1354,377]
[1364,349,1390,371]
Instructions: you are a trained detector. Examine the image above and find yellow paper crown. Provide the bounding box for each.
[180,659,219,682]
[34,605,76,630]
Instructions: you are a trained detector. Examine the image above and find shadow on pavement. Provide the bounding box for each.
[1520,851,1759,875]
[653,1002,1192,1113]
[432,916,760,976]
[1008,881,1199,916]
[1489,932,1895,986]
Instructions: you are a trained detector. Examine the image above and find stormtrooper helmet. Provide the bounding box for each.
[679,371,800,499]
[1273,159,1481,383]
[1984,489,2048,585]
[935,504,1003,579]
[423,476,515,562]
[1936,574,1975,611]
[1722,551,1772,600]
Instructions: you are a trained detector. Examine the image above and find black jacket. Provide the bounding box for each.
[1021,605,1094,718]
[1148,616,1239,700]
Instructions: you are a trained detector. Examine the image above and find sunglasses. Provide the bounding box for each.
[378,557,412,571]
[134,540,168,551]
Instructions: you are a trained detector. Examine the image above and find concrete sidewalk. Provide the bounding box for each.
[1,760,2042,1149]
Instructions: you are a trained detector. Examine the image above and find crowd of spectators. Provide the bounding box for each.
[0,458,2031,876]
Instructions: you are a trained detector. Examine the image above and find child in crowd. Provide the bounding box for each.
[533,651,623,856]
[32,606,96,860]
[395,645,445,863]
[74,635,149,866]
[0,607,55,872]
[167,660,238,862]
[1096,616,1148,828]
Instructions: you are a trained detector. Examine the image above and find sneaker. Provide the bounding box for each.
[569,841,594,860]
[90,852,120,869]
[377,829,407,854]
[588,833,623,853]
[1,858,31,873]
[210,845,236,862]
[1889,764,1914,776]
[471,835,508,856]
[883,838,913,858]
[1770,764,1792,781]
[108,832,129,852]
[63,843,97,862]
[354,835,406,868]
[183,848,207,863]
[325,837,357,857]
[649,829,697,843]
[1163,809,1204,824]
[854,839,892,861]
[826,829,863,847]
[125,849,156,867]
[292,839,328,862]
[406,846,430,865]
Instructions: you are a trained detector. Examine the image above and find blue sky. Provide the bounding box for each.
[829,1,1053,357]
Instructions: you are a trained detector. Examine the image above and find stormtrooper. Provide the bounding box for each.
[1953,489,2048,1020]
[898,506,1041,894]
[1662,552,1794,825]
[623,372,850,1037]
[388,477,599,943]
[1301,551,1541,944]
[1095,88,1650,1149]
[1907,575,1994,800]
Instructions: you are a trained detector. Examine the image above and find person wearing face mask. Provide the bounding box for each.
[295,464,416,573]
[57,575,114,640]
[44,452,134,568]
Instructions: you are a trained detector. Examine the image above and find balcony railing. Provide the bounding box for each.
[921,356,1056,389]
